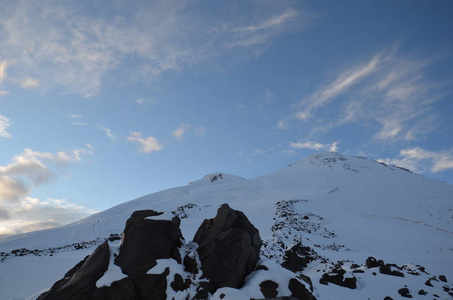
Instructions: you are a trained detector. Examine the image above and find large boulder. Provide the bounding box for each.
[115,210,183,278]
[37,242,110,300]
[193,203,262,288]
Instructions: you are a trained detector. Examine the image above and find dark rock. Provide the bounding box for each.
[439,275,447,282]
[383,297,393,300]
[194,281,216,299]
[133,270,169,300]
[92,277,138,300]
[418,289,427,295]
[256,265,269,271]
[288,278,316,300]
[352,270,365,273]
[260,280,279,298]
[115,210,182,278]
[170,273,192,292]
[379,265,404,277]
[319,268,357,289]
[193,204,262,288]
[299,274,314,291]
[37,241,110,300]
[183,255,199,274]
[350,263,360,269]
[366,257,384,268]
[442,285,451,292]
[398,287,413,298]
[282,242,315,272]
[425,279,433,287]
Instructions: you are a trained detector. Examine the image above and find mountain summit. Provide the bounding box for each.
[1,152,452,299]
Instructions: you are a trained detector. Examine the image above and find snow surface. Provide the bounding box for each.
[1,152,452,299]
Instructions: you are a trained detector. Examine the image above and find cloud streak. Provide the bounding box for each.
[290,140,339,152]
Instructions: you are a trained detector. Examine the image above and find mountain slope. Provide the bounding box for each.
[1,152,452,300]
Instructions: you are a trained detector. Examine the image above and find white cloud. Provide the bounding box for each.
[0,2,302,97]
[0,115,12,139]
[96,125,116,142]
[0,60,7,84]
[21,77,40,89]
[379,147,453,174]
[127,131,163,153]
[68,114,87,126]
[173,123,207,140]
[0,146,95,235]
[290,140,339,152]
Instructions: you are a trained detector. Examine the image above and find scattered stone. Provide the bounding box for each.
[418,289,427,295]
[260,280,279,298]
[383,297,394,300]
[439,275,447,282]
[282,242,315,272]
[398,287,413,298]
[319,268,357,289]
[425,279,433,287]
[366,257,384,268]
[380,265,404,277]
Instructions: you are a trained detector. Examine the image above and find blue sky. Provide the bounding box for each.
[0,0,452,235]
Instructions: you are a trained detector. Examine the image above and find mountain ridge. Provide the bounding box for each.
[1,152,453,299]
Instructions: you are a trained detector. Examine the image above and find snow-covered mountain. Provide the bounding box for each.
[1,152,452,299]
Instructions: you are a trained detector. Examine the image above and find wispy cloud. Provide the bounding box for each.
[68,114,87,126]
[172,123,206,140]
[0,1,302,96]
[127,131,163,153]
[290,140,339,152]
[96,125,116,143]
[21,77,40,89]
[136,98,159,106]
[284,45,451,144]
[0,145,94,234]
[295,53,382,121]
[224,9,299,48]
[0,115,12,139]
[379,147,453,174]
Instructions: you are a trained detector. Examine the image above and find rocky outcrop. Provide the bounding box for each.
[38,210,183,300]
[38,205,316,300]
[193,203,262,289]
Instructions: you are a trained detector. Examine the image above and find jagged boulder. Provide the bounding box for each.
[37,242,110,300]
[193,203,262,288]
[115,210,183,277]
